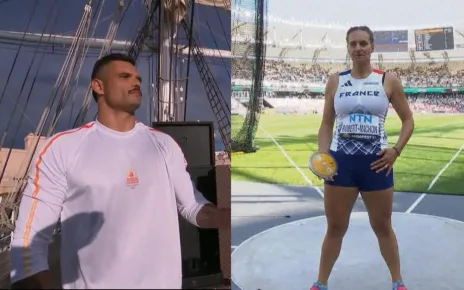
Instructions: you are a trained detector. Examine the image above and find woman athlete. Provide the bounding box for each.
[310,26,415,290]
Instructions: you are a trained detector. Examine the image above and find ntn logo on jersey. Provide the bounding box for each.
[126,169,139,188]
[349,113,373,124]
[338,90,380,98]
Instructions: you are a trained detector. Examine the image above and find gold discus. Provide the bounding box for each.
[308,152,337,179]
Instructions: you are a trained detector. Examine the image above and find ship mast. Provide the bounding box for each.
[0,30,229,57]
[157,0,182,122]
[0,0,230,124]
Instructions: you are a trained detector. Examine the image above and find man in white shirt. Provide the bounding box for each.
[10,53,230,289]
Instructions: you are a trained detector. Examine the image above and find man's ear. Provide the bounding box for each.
[91,78,104,96]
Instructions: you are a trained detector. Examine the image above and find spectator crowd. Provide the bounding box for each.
[232,59,464,88]
[406,94,464,113]
[232,59,464,114]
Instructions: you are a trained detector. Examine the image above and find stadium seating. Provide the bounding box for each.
[232,17,464,114]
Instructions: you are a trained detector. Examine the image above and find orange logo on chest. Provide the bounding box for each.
[126,169,139,188]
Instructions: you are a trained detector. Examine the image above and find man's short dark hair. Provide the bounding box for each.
[91,53,136,102]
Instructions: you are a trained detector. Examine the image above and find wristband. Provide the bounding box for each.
[393,146,401,156]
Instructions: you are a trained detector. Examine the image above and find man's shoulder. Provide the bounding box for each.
[43,122,95,152]
[141,124,185,156]
[143,124,176,143]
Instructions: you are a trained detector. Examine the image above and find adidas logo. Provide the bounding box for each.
[341,80,353,87]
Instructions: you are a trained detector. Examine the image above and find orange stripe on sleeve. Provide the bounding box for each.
[21,123,94,276]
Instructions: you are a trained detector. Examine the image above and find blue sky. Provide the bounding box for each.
[0,0,230,150]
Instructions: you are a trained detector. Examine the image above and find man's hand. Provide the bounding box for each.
[11,270,52,289]
[216,207,231,229]
[196,204,230,229]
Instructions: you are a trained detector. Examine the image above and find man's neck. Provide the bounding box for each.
[96,112,136,132]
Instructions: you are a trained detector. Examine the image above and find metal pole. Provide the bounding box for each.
[156,0,166,122]
[156,0,176,122]
[0,30,231,56]
[182,0,195,121]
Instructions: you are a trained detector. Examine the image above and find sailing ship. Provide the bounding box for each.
[0,0,231,287]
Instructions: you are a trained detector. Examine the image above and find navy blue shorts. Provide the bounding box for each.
[324,150,394,191]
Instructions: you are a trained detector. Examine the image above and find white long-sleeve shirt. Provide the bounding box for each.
[10,120,210,289]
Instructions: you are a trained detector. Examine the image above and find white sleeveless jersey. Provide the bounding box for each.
[330,69,389,155]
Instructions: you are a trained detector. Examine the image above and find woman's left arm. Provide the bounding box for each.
[387,73,415,154]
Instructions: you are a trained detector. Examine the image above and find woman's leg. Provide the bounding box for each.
[316,185,359,285]
[361,187,402,282]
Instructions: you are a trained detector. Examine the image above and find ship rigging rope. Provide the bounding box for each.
[211,0,230,50]
[0,2,62,229]
[186,5,230,112]
[0,1,139,229]
[49,0,119,136]
[205,20,230,79]
[1,1,231,211]
[0,0,40,109]
[0,41,132,57]
[5,1,91,207]
[7,1,96,205]
[192,5,231,73]
[68,2,111,127]
[47,2,97,136]
[72,0,115,128]
[32,2,94,139]
[11,0,127,208]
[68,0,133,128]
[123,0,146,53]
[0,0,61,188]
[72,0,136,128]
[147,55,155,124]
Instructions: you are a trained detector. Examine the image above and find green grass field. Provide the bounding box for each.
[231,114,464,195]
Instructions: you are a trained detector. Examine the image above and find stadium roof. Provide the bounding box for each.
[266,0,464,29]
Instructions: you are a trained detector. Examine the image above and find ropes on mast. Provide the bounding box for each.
[0,1,234,232]
[17,0,127,202]
[0,1,137,233]
[0,0,40,112]
[45,2,96,136]
[1,1,119,228]
[73,0,133,128]
[0,0,62,229]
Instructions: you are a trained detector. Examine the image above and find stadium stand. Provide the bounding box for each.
[232,12,464,115]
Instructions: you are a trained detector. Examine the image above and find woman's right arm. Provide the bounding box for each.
[317,73,338,153]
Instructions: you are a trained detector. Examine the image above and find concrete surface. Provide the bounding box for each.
[233,212,464,290]
[231,181,464,290]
